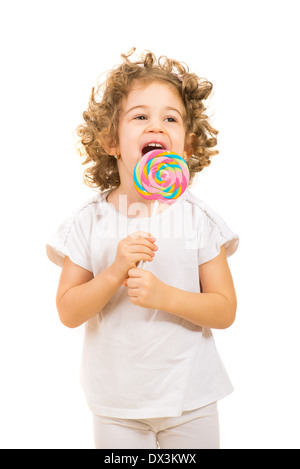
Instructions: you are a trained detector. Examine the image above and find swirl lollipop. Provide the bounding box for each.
[133,149,190,204]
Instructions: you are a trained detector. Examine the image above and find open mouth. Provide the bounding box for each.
[141,142,166,156]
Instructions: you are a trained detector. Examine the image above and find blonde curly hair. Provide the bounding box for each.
[76,48,218,191]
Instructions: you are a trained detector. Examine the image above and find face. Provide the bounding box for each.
[114,81,193,192]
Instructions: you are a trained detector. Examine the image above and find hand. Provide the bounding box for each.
[124,268,166,310]
[111,231,158,281]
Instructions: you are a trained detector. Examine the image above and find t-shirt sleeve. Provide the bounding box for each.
[197,206,239,265]
[46,212,93,272]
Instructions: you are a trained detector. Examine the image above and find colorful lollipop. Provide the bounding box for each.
[133,149,190,204]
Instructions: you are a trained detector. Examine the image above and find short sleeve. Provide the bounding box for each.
[46,212,93,272]
[197,206,239,265]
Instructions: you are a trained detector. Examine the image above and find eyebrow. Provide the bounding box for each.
[125,105,183,119]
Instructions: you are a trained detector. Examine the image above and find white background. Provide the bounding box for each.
[1,0,299,449]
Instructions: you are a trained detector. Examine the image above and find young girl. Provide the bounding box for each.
[47,49,239,449]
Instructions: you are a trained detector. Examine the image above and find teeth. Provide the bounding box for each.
[148,143,163,148]
[142,142,165,156]
[143,143,164,151]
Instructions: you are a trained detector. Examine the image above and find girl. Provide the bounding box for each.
[47,49,239,449]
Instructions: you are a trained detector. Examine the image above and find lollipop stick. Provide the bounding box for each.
[151,199,160,218]
[141,200,159,270]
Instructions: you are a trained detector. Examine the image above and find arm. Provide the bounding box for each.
[161,245,237,329]
[126,245,237,329]
[56,231,158,328]
[56,256,123,328]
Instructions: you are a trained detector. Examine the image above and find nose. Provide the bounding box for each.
[145,117,165,134]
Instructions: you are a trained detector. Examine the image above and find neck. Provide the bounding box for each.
[108,185,167,218]
[112,183,147,205]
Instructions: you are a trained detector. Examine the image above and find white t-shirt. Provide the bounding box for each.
[46,189,239,419]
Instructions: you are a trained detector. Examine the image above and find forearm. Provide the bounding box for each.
[160,284,236,329]
[58,264,123,328]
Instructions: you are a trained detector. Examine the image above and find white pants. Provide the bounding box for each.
[93,402,220,449]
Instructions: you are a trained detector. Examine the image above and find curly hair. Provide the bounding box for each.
[76,48,218,191]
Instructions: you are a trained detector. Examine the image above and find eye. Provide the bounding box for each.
[134,115,147,120]
[165,117,177,123]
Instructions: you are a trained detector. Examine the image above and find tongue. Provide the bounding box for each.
[141,149,170,160]
[142,145,163,156]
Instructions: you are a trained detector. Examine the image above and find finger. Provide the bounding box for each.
[138,255,154,263]
[129,296,139,305]
[126,278,139,288]
[127,248,156,265]
[129,245,156,258]
[127,237,158,252]
[129,255,153,267]
[127,288,139,298]
[128,231,156,241]
[128,267,144,277]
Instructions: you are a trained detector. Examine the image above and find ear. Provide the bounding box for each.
[104,143,120,157]
[183,133,196,159]
[100,132,120,157]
